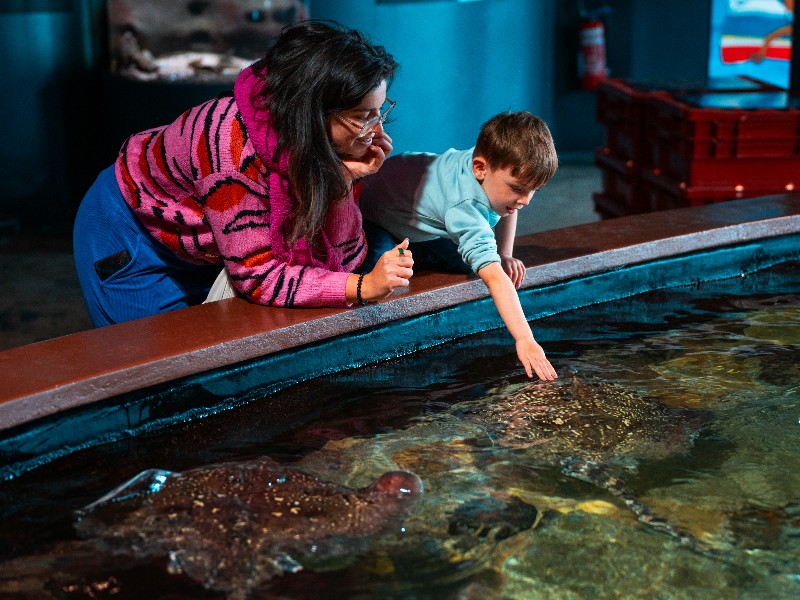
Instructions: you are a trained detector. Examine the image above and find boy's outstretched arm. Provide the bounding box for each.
[494,212,525,288]
[477,262,558,381]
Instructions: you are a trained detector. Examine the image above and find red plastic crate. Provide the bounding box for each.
[645,91,800,155]
[596,79,665,166]
[640,168,793,210]
[596,79,651,127]
[595,77,773,129]
[593,148,647,216]
[643,90,800,188]
[596,77,778,167]
[594,78,794,216]
[646,155,800,190]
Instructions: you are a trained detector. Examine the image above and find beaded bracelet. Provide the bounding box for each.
[356,273,369,306]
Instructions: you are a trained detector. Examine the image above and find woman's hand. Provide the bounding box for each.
[341,132,393,180]
[500,254,526,288]
[359,238,413,302]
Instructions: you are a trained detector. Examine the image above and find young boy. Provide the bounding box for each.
[359,111,559,381]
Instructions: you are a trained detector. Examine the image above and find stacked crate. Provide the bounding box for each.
[593,79,668,217]
[594,77,800,218]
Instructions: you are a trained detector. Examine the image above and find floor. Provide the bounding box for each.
[0,162,602,351]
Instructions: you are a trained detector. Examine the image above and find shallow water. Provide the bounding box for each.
[1,263,799,599]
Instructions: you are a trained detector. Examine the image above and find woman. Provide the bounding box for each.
[73,21,414,327]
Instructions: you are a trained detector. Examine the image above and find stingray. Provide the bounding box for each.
[452,373,715,554]
[0,456,422,599]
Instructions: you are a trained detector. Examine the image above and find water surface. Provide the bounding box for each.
[1,263,798,599]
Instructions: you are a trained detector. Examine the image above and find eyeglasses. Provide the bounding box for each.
[336,98,396,139]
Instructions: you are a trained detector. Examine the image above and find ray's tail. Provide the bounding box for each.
[561,457,720,558]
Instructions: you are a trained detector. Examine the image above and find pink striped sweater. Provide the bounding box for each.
[115,66,366,308]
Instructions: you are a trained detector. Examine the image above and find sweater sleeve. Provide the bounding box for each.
[200,173,351,308]
[443,199,501,273]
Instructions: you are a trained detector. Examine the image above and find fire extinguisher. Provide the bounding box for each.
[578,18,608,90]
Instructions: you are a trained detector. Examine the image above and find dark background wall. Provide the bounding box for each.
[308,0,558,154]
[551,0,710,156]
[0,0,106,228]
[0,0,713,229]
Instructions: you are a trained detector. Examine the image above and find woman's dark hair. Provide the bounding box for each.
[252,20,398,246]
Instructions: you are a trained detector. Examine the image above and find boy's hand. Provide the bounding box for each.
[516,338,558,381]
[500,254,526,288]
[341,132,393,180]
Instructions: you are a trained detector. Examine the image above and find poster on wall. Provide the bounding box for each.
[708,0,794,88]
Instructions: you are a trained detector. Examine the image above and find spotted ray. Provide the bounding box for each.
[1,457,422,599]
[453,373,715,554]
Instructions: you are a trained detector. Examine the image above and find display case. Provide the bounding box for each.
[106,0,308,82]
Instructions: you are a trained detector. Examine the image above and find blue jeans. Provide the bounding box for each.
[73,166,219,327]
[360,220,472,275]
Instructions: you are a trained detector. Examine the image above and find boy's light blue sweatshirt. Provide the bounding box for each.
[360,148,502,273]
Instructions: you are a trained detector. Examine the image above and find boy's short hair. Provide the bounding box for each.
[473,111,558,189]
